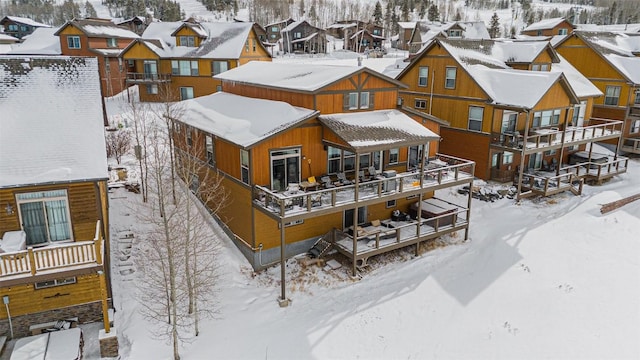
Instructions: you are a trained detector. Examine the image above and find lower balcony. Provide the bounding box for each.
[621,137,640,154]
[0,221,104,284]
[125,72,171,83]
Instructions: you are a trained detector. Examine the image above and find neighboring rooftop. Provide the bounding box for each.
[0,56,108,187]
[522,17,571,32]
[56,18,140,39]
[8,27,61,55]
[0,15,51,28]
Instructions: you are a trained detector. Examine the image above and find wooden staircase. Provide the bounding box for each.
[308,230,335,259]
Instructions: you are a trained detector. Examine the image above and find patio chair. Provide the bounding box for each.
[336,172,353,185]
[367,166,379,178]
[358,170,370,182]
[320,176,335,188]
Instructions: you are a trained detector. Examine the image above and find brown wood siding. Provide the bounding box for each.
[217,176,254,246]
[0,273,102,318]
[216,139,242,180]
[222,82,316,109]
[592,106,627,120]
[533,81,572,111]
[440,127,491,179]
[0,182,102,242]
[121,42,160,60]
[521,22,573,37]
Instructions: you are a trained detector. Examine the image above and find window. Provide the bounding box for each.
[212,61,228,75]
[216,85,222,92]
[468,106,484,131]
[35,277,77,290]
[572,101,586,126]
[533,109,561,127]
[245,40,249,52]
[8,24,18,31]
[328,146,341,174]
[605,86,621,106]
[408,145,424,170]
[17,190,73,246]
[418,66,428,87]
[271,26,278,32]
[414,99,427,109]
[445,67,457,89]
[67,36,81,49]
[179,35,195,47]
[386,200,396,208]
[631,120,640,134]
[532,63,550,71]
[106,38,117,47]
[503,151,513,164]
[171,60,199,76]
[635,91,640,105]
[343,150,355,171]
[206,135,215,166]
[544,149,557,156]
[558,28,568,35]
[373,29,381,35]
[146,84,158,94]
[359,92,370,109]
[252,39,257,51]
[344,206,366,229]
[270,34,276,39]
[271,148,300,191]
[389,148,399,164]
[294,32,302,39]
[551,109,561,125]
[127,59,134,67]
[241,149,250,184]
[348,92,358,109]
[491,153,498,167]
[180,87,194,100]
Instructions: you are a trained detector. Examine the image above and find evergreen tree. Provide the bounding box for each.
[489,12,500,38]
[299,0,305,18]
[401,0,409,21]
[384,0,392,36]
[454,9,461,21]
[84,1,97,18]
[427,3,439,22]
[373,1,383,24]
[309,2,317,23]
[419,1,426,19]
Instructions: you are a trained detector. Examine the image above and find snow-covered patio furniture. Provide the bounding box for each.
[0,230,27,253]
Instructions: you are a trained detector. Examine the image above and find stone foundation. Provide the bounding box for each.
[0,301,104,338]
[99,327,119,358]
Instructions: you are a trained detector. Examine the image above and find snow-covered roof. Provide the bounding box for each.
[137,21,255,59]
[0,56,108,188]
[455,21,491,39]
[576,31,640,56]
[575,23,640,33]
[319,110,439,151]
[7,27,60,55]
[91,48,123,56]
[327,23,357,29]
[216,61,401,92]
[551,54,603,98]
[0,33,19,43]
[466,65,567,109]
[265,18,294,28]
[438,39,554,67]
[292,32,318,43]
[398,22,416,30]
[178,92,318,148]
[56,19,139,39]
[523,18,570,32]
[605,54,640,85]
[1,16,50,28]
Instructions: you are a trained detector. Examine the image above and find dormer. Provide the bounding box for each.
[171,22,208,47]
[447,24,464,38]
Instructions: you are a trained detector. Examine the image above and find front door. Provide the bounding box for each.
[271,148,300,191]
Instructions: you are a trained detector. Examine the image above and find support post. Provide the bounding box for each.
[279,218,289,307]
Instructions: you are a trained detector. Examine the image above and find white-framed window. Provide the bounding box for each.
[171,60,199,76]
[634,91,640,104]
[17,190,73,246]
[106,38,117,47]
[544,149,557,156]
[491,153,498,167]
[448,29,462,37]
[328,146,341,174]
[35,277,77,290]
[631,120,640,134]
[605,85,621,106]
[212,60,228,75]
[206,135,215,166]
[414,99,427,109]
[67,36,81,49]
[418,66,428,87]
[294,31,302,39]
[348,92,358,109]
[558,28,568,35]
[180,87,194,100]
[146,84,158,94]
[389,148,399,164]
[445,67,457,89]
[386,199,396,208]
[252,39,257,51]
[270,34,276,39]
[359,92,370,109]
[503,151,513,164]
[533,109,561,127]
[531,63,550,71]
[179,35,195,47]
[241,149,250,184]
[468,106,483,131]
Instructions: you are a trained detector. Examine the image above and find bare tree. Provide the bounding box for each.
[123,96,152,202]
[105,128,132,164]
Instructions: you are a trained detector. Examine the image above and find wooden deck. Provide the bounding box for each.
[621,137,640,155]
[0,221,104,282]
[252,154,475,222]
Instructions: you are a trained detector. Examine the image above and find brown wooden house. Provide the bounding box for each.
[555,31,640,155]
[264,18,294,44]
[55,18,139,98]
[170,62,475,280]
[394,22,416,50]
[0,56,112,338]
[120,20,271,102]
[280,20,327,54]
[521,17,575,37]
[396,38,626,199]
[0,16,51,40]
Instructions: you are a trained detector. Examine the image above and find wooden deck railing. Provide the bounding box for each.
[491,118,623,151]
[622,138,640,154]
[0,221,104,278]
[252,154,474,218]
[126,72,171,83]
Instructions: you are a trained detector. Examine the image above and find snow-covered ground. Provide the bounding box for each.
[103,61,640,360]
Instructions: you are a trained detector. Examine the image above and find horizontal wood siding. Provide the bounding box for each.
[221,82,315,109]
[592,106,627,121]
[0,273,102,318]
[440,127,491,179]
[0,182,102,242]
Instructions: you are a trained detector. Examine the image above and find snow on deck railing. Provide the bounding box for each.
[253,154,474,218]
[0,221,104,278]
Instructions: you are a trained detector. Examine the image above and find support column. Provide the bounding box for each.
[279,218,289,307]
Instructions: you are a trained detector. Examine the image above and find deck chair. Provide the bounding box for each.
[358,170,370,182]
[320,176,335,188]
[550,158,558,171]
[337,172,353,185]
[367,166,379,178]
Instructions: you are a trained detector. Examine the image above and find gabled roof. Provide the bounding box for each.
[398,22,417,30]
[215,61,406,93]
[7,27,60,55]
[170,22,208,37]
[575,23,640,33]
[349,29,385,40]
[319,110,439,152]
[0,16,50,28]
[0,56,108,188]
[551,54,603,98]
[605,54,640,85]
[281,19,323,33]
[130,21,261,59]
[522,17,573,32]
[54,18,139,39]
[265,18,294,28]
[434,38,559,66]
[178,92,318,148]
[573,31,640,56]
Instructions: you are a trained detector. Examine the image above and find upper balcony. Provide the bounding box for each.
[126,72,171,84]
[491,118,623,154]
[0,221,104,285]
[252,154,475,222]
